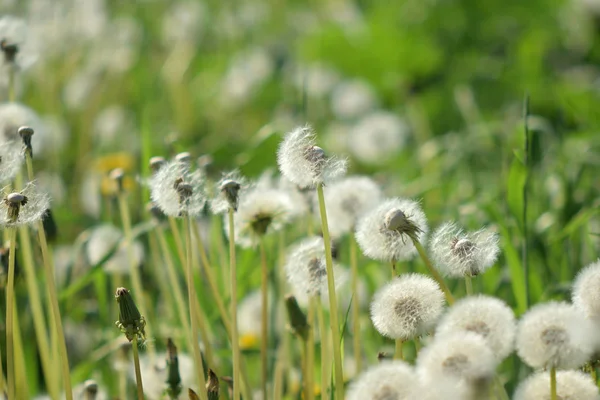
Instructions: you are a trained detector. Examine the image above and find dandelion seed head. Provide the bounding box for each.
[0,183,49,227]
[330,79,378,120]
[277,125,347,189]
[513,370,600,400]
[346,361,417,400]
[0,16,37,72]
[316,176,383,239]
[149,161,206,217]
[356,198,428,262]
[0,103,46,155]
[516,302,595,369]
[436,295,516,360]
[348,111,410,164]
[370,273,444,340]
[572,260,600,320]
[0,140,22,184]
[211,170,246,214]
[430,222,499,278]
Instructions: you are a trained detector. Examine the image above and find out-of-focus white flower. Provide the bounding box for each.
[348,111,409,164]
[36,171,66,206]
[516,302,595,370]
[131,352,196,400]
[162,1,207,45]
[315,175,383,239]
[0,183,49,227]
[347,360,416,400]
[370,273,444,340]
[93,105,138,150]
[430,222,499,278]
[0,102,46,153]
[85,224,144,275]
[330,79,378,120]
[436,295,515,360]
[355,198,428,262]
[0,140,22,184]
[277,125,347,189]
[292,63,340,98]
[572,260,600,321]
[513,370,600,400]
[0,16,38,74]
[40,115,69,156]
[62,65,102,111]
[150,161,206,218]
[220,47,274,106]
[238,290,263,350]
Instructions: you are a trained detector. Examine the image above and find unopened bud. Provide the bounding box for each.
[219,179,241,212]
[115,287,146,342]
[18,126,34,157]
[206,369,219,400]
[165,338,182,398]
[285,295,309,341]
[149,156,166,173]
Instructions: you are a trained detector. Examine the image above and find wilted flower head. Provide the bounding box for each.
[513,370,600,400]
[132,351,196,400]
[224,185,294,248]
[285,236,345,298]
[0,183,49,227]
[355,198,428,262]
[370,273,444,340]
[149,160,206,217]
[348,111,410,164]
[516,302,595,369]
[346,361,417,400]
[277,125,347,189]
[416,332,497,390]
[315,176,383,239]
[572,260,600,320]
[430,222,499,278]
[436,295,516,360]
[211,170,246,214]
[0,140,23,184]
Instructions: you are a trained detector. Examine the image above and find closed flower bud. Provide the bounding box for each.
[115,287,146,343]
[285,295,309,341]
[206,369,219,400]
[165,338,182,399]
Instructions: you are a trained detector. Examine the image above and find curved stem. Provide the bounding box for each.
[132,336,145,400]
[6,227,16,400]
[316,183,344,400]
[412,239,455,305]
[228,208,241,400]
[259,239,269,400]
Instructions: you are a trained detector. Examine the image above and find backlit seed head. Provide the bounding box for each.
[149,156,166,173]
[149,160,206,217]
[370,273,444,340]
[175,151,191,163]
[513,370,599,400]
[356,198,428,262]
[572,260,600,320]
[17,126,33,156]
[347,361,417,400]
[516,302,595,369]
[0,183,49,227]
[211,170,246,214]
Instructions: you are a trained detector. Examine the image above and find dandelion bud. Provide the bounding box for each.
[109,168,126,193]
[572,260,600,321]
[206,369,219,400]
[149,156,166,173]
[516,302,595,370]
[17,126,33,157]
[211,171,246,214]
[370,273,444,340]
[41,208,58,243]
[175,151,191,163]
[285,295,309,341]
[356,198,428,262]
[165,338,182,399]
[83,379,98,400]
[115,287,146,343]
[347,361,417,400]
[188,388,200,400]
[514,370,599,400]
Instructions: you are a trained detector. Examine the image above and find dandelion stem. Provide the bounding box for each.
[316,183,344,400]
[5,227,16,400]
[13,304,28,399]
[305,297,316,400]
[391,259,397,278]
[132,336,145,400]
[493,375,510,400]
[184,216,208,400]
[465,275,473,296]
[259,239,269,400]
[317,302,330,398]
[550,366,557,400]
[414,337,421,353]
[394,339,404,360]
[228,208,241,400]
[169,216,187,267]
[412,239,455,305]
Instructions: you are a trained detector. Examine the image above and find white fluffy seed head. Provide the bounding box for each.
[370,273,444,340]
[417,332,497,387]
[436,295,516,360]
[0,182,49,227]
[346,360,417,400]
[516,301,595,369]
[355,198,428,262]
[211,170,246,214]
[0,140,23,184]
[277,125,347,189]
[315,175,383,239]
[224,185,294,248]
[0,103,46,155]
[513,370,600,400]
[572,260,600,320]
[430,222,499,278]
[149,161,206,217]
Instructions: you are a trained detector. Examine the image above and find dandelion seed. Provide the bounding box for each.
[355,198,428,262]
[436,295,516,360]
[0,183,49,227]
[513,370,599,400]
[572,260,600,321]
[370,273,444,340]
[346,360,417,400]
[315,175,383,239]
[516,302,595,370]
[348,111,410,164]
[149,160,206,217]
[430,222,499,278]
[277,125,347,189]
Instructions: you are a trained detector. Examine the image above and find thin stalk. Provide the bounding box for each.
[317,302,330,399]
[0,334,5,395]
[414,337,421,353]
[259,239,269,400]
[493,376,510,400]
[305,297,316,400]
[391,259,397,278]
[394,339,404,360]
[13,303,28,400]
[273,341,286,400]
[465,275,473,296]
[193,296,216,369]
[349,234,361,373]
[550,366,557,400]
[412,239,455,305]
[169,216,187,266]
[117,191,156,360]
[592,367,597,384]
[316,183,344,400]
[26,151,74,399]
[132,336,145,400]
[228,208,241,400]
[522,94,530,310]
[148,232,176,322]
[184,216,209,400]
[5,227,16,400]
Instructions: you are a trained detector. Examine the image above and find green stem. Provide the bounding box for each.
[317,301,330,399]
[6,227,16,400]
[259,239,269,400]
[493,375,510,400]
[316,183,344,400]
[394,339,404,360]
[391,260,397,278]
[412,239,455,305]
[305,297,315,400]
[168,216,186,267]
[349,234,361,374]
[465,275,473,296]
[228,208,241,400]
[13,303,28,399]
[132,336,145,400]
[414,337,421,354]
[550,366,557,400]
